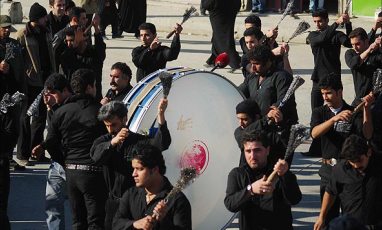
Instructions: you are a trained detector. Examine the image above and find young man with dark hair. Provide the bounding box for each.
[100,62,133,105]
[314,135,382,230]
[91,99,171,230]
[224,131,301,230]
[113,144,191,230]
[345,27,382,106]
[368,11,382,43]
[32,73,72,230]
[47,0,69,35]
[132,22,182,82]
[43,68,108,229]
[310,73,374,226]
[305,9,353,157]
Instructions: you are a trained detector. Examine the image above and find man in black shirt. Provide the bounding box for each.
[305,9,352,157]
[100,62,133,105]
[311,73,374,225]
[368,11,382,43]
[47,0,69,35]
[44,68,108,229]
[91,99,171,230]
[224,131,301,230]
[314,135,382,230]
[113,144,191,230]
[132,22,182,82]
[345,27,382,106]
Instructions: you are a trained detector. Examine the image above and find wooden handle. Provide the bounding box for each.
[353,100,366,113]
[166,30,176,39]
[266,170,278,183]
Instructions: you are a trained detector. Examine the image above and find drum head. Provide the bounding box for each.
[124,68,244,229]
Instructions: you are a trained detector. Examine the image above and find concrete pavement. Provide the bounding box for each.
[4,0,377,229]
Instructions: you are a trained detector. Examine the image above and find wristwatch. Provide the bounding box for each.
[247,184,254,196]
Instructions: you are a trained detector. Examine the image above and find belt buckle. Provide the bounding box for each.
[329,158,337,166]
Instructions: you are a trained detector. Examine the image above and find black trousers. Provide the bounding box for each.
[66,169,107,230]
[309,81,323,155]
[17,86,47,160]
[100,6,119,35]
[0,158,10,230]
[104,196,120,230]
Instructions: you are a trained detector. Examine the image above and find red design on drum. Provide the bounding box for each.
[179,140,209,174]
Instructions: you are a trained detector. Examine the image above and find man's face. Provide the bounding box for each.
[51,0,66,17]
[348,152,371,173]
[110,68,130,92]
[237,113,253,129]
[37,15,48,28]
[74,12,87,28]
[45,89,65,105]
[103,115,125,136]
[140,29,155,46]
[313,16,328,31]
[351,36,368,54]
[65,35,75,48]
[321,88,342,108]
[244,141,269,170]
[0,26,11,39]
[250,59,271,76]
[132,159,155,188]
[245,35,259,50]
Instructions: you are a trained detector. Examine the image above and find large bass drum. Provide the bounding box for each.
[123,67,244,229]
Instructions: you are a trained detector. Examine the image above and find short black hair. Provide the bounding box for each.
[244,14,261,28]
[132,144,166,175]
[318,73,343,91]
[138,22,156,35]
[98,101,128,121]
[44,73,71,92]
[240,130,270,150]
[236,99,261,120]
[65,0,75,12]
[341,135,369,162]
[247,45,274,64]
[349,27,368,41]
[111,62,132,80]
[68,6,85,21]
[312,9,328,19]
[243,27,264,41]
[70,68,96,94]
[64,26,75,37]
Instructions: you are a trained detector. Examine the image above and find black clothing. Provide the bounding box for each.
[0,158,10,230]
[306,22,352,82]
[100,0,119,36]
[327,155,382,228]
[238,70,298,126]
[104,84,133,102]
[224,164,301,230]
[119,0,147,37]
[47,12,69,36]
[202,0,241,69]
[44,94,107,165]
[345,49,382,105]
[368,28,381,44]
[112,176,192,230]
[90,122,171,229]
[132,34,180,82]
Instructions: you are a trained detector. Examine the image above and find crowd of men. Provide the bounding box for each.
[1,0,382,229]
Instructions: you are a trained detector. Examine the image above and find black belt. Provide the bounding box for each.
[65,164,103,172]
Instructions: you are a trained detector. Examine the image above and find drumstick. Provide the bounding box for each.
[266,124,310,183]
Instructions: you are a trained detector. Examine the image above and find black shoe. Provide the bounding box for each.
[13,163,26,171]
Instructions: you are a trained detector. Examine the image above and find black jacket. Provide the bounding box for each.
[112,176,192,230]
[132,34,180,82]
[104,84,133,102]
[224,164,301,230]
[90,122,171,199]
[44,94,107,165]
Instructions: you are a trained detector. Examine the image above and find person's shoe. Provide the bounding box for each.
[251,8,259,13]
[14,158,29,167]
[13,163,26,171]
[304,9,312,14]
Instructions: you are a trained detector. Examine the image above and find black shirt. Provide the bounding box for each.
[327,154,382,228]
[345,48,382,105]
[104,84,133,102]
[132,34,180,82]
[112,176,192,230]
[44,94,107,165]
[47,12,69,35]
[306,22,352,82]
[224,164,301,230]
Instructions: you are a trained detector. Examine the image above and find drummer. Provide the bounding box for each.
[132,22,183,82]
[224,131,301,230]
[234,99,286,166]
[90,99,171,230]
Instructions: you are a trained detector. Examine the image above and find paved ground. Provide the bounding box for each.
[4,0,377,229]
